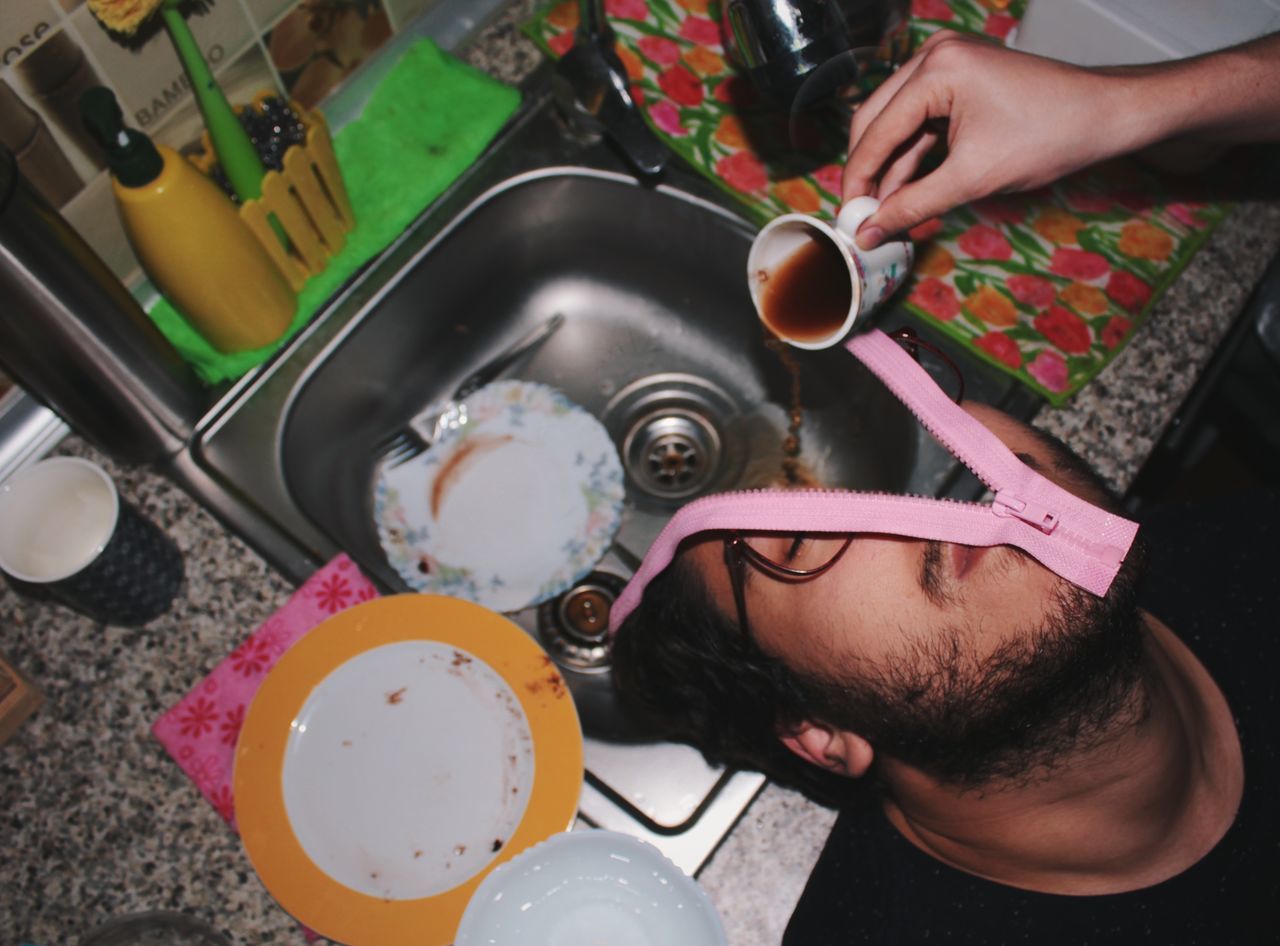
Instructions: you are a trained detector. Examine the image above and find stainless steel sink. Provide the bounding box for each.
[282,168,919,595]
[279,164,926,762]
[173,81,1033,873]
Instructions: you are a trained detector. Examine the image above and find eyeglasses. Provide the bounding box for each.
[721,328,963,641]
[723,533,853,641]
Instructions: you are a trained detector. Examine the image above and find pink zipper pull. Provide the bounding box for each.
[992,489,1060,533]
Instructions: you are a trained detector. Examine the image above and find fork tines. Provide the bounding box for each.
[378,428,430,469]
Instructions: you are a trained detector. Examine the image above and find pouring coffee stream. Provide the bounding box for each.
[765,333,808,487]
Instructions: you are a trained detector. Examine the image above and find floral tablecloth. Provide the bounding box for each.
[526,0,1230,406]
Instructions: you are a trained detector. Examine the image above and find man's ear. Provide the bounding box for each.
[779,721,875,778]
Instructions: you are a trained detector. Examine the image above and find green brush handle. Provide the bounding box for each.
[160,0,265,202]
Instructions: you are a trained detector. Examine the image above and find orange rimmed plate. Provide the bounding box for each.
[233,594,583,946]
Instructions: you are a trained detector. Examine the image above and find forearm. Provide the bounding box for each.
[1109,32,1280,147]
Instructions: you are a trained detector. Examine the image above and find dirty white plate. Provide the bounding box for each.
[455,829,728,946]
[234,595,584,946]
[374,381,625,613]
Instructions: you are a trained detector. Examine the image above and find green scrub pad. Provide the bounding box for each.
[146,38,521,386]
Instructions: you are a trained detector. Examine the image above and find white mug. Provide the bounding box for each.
[0,456,183,625]
[747,196,914,349]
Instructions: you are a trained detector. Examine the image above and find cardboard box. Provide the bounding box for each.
[0,649,43,745]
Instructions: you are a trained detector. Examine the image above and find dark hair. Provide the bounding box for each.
[610,422,1149,798]
[611,545,875,806]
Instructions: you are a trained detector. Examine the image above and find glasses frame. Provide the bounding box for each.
[721,328,965,641]
[723,533,854,641]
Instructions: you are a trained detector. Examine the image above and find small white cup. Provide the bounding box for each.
[0,457,118,584]
[0,456,183,625]
[747,196,914,349]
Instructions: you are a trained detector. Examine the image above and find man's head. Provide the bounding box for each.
[611,404,1149,803]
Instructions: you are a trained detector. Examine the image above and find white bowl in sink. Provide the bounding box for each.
[454,829,727,946]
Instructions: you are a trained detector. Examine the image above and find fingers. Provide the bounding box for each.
[877,127,939,200]
[849,128,938,251]
[843,74,949,207]
[842,52,928,199]
[844,32,1008,248]
[855,165,983,249]
[843,31,989,204]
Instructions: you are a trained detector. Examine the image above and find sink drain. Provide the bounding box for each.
[603,374,741,503]
[626,408,719,499]
[537,571,626,672]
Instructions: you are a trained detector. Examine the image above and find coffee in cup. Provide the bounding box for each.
[747,196,913,349]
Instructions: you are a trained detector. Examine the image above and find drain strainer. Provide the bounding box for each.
[604,374,742,503]
[625,407,720,499]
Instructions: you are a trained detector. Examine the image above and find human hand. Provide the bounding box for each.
[842,31,1142,249]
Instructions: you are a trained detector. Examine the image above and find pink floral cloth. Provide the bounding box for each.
[525,0,1231,406]
[152,554,380,830]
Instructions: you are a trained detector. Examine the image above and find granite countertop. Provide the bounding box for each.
[3,4,1279,943]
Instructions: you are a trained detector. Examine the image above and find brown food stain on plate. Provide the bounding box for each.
[386,687,407,705]
[525,671,567,700]
[430,434,514,519]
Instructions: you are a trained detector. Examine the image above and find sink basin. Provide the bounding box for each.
[181,85,1033,870]
[281,168,919,597]
[278,166,922,749]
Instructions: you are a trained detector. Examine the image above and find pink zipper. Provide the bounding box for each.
[609,330,1139,630]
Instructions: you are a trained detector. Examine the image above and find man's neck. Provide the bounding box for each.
[877,612,1243,896]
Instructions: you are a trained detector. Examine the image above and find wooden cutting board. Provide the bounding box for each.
[0,649,42,745]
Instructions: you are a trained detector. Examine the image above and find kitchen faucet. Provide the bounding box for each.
[553,0,669,181]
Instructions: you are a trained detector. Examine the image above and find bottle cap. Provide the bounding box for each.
[79,86,164,188]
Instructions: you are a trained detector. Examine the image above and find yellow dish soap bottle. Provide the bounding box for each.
[80,86,295,354]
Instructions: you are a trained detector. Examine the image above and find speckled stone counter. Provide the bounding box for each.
[1,445,298,945]
[3,4,1278,942]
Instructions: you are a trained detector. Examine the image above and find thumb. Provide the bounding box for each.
[855,170,977,250]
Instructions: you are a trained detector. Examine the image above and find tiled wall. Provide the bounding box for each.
[1,0,439,283]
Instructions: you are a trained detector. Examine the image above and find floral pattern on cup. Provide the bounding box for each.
[526,0,1231,406]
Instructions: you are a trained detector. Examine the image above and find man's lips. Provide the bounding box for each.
[951,544,989,581]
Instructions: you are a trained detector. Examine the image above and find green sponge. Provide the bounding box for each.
[145,38,521,386]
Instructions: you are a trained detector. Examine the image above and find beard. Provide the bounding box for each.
[801,541,1150,789]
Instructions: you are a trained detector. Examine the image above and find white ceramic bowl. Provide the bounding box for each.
[454,829,727,946]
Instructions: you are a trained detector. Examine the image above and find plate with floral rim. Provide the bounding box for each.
[373,381,625,613]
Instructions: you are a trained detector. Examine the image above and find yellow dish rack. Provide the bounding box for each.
[192,94,355,292]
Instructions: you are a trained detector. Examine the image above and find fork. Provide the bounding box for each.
[378,313,566,469]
